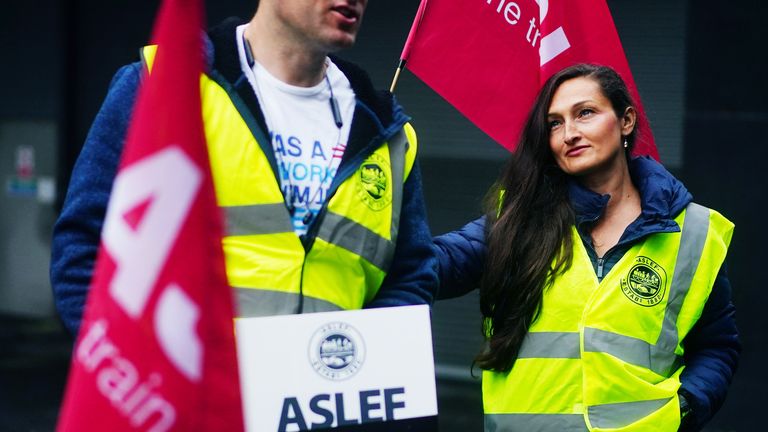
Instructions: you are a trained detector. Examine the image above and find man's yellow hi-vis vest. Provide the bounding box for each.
[141,46,418,316]
[483,203,733,432]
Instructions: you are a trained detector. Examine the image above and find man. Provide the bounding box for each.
[51,0,437,335]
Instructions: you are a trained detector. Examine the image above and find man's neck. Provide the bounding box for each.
[244,14,327,87]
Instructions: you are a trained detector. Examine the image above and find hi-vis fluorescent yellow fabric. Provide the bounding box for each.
[483,203,733,432]
[142,46,418,316]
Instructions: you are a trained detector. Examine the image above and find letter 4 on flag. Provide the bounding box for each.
[56,0,244,431]
[398,0,659,159]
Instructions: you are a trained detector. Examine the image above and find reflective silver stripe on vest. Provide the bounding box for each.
[485,413,587,432]
[583,327,680,376]
[387,129,408,243]
[317,212,395,270]
[518,332,580,359]
[223,131,408,272]
[235,287,343,317]
[223,204,293,236]
[659,203,711,354]
[587,397,672,429]
[584,203,710,376]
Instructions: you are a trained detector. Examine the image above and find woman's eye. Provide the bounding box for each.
[578,108,594,117]
[548,120,562,130]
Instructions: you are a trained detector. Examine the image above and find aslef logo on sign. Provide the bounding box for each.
[309,322,365,381]
[274,320,405,430]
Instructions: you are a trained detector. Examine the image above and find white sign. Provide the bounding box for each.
[236,305,437,431]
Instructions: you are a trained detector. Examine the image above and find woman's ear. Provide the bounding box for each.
[621,106,637,136]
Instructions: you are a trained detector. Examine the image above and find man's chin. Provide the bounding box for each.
[322,31,358,51]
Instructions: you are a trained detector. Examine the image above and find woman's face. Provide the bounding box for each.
[547,77,635,180]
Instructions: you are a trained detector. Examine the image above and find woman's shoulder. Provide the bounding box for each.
[631,156,692,219]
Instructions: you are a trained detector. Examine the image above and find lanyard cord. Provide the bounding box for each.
[242,36,344,226]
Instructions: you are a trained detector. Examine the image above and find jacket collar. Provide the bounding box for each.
[569,156,692,242]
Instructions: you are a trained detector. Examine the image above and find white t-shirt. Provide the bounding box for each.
[236,25,355,236]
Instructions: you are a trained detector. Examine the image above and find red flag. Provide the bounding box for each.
[401,0,659,159]
[56,0,244,431]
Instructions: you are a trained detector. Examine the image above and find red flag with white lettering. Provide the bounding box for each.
[401,0,659,159]
[56,0,244,431]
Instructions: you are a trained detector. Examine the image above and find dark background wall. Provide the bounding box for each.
[680,1,768,429]
[1,0,766,430]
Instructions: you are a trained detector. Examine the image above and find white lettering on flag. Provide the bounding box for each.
[102,146,202,319]
[483,0,570,65]
[76,320,177,432]
[540,27,571,65]
[102,146,204,382]
[156,285,203,381]
[534,0,549,22]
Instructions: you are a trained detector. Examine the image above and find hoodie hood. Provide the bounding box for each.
[630,156,692,220]
[569,156,692,241]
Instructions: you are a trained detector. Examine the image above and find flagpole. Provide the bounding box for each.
[390,0,429,93]
[389,59,406,93]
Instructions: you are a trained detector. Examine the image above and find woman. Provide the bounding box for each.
[434,64,739,431]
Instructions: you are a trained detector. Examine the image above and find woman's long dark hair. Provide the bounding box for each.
[476,64,638,372]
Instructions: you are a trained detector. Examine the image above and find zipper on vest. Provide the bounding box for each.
[297,258,307,313]
[596,257,605,280]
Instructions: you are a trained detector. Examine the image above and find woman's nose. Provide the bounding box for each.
[563,121,580,145]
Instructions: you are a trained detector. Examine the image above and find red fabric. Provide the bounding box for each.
[56,0,244,431]
[403,0,659,159]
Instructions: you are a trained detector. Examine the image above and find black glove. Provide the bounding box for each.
[678,389,697,432]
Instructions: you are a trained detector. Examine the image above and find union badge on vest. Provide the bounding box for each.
[620,256,668,307]
[356,153,391,211]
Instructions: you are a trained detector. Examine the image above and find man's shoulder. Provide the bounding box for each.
[329,56,382,100]
[330,55,401,129]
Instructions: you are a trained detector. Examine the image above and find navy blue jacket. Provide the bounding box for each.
[433,156,739,431]
[50,18,437,336]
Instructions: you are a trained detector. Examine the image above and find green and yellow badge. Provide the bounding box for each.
[357,153,391,211]
[621,256,668,307]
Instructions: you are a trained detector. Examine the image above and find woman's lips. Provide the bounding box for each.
[566,145,589,156]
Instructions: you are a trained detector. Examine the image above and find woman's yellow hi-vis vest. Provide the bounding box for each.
[483,203,733,432]
[141,46,418,316]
